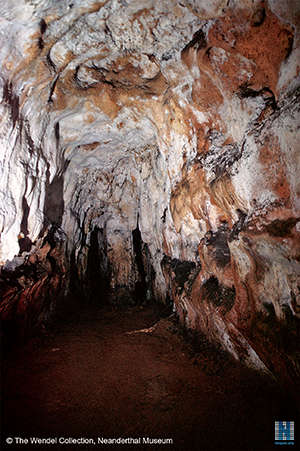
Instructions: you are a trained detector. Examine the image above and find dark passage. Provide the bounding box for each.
[132,226,147,302]
[1,303,298,451]
[85,227,110,304]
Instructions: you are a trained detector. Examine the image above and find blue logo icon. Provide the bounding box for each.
[275,421,294,445]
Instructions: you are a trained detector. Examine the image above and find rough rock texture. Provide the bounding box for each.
[0,0,299,378]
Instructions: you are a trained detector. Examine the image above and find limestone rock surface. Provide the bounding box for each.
[0,0,299,378]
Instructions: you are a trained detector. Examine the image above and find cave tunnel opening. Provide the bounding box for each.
[58,220,169,327]
[132,224,157,306]
[1,0,300,448]
[132,225,148,302]
[83,226,110,305]
[1,158,299,451]
[2,207,299,451]
[65,226,111,314]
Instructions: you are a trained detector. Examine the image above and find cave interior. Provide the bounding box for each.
[0,0,300,450]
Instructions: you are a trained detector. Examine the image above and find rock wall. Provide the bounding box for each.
[0,0,299,376]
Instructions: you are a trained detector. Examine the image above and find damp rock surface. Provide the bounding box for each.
[0,0,299,378]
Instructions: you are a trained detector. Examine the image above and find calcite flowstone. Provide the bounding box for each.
[0,0,299,377]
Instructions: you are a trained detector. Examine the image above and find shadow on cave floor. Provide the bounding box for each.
[1,302,299,451]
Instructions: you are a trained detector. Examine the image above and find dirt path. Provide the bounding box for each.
[1,304,298,450]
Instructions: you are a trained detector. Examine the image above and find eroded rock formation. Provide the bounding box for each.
[0,0,299,378]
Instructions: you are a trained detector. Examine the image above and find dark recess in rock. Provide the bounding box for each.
[133,226,147,302]
[54,121,60,147]
[19,195,32,253]
[202,276,235,312]
[173,260,196,287]
[2,80,19,128]
[43,173,65,226]
[69,248,80,295]
[38,37,44,50]
[161,207,167,223]
[262,301,276,318]
[18,235,32,254]
[265,218,299,237]
[48,75,59,103]
[251,7,266,27]
[204,224,231,267]
[230,209,247,241]
[20,194,29,237]
[46,51,56,72]
[182,29,207,53]
[161,255,199,289]
[85,227,110,304]
[40,18,47,34]
[253,309,299,355]
[144,243,156,298]
[42,223,65,249]
[132,226,157,303]
[238,84,277,110]
[42,160,69,231]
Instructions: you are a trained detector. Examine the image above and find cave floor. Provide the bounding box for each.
[1,303,297,451]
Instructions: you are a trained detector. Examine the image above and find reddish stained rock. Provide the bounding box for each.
[208,3,294,95]
[258,136,291,205]
[191,75,224,112]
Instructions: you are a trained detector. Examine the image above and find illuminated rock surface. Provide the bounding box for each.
[0,0,299,378]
